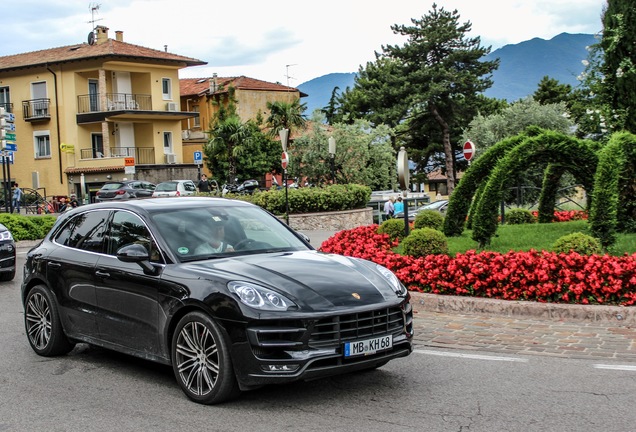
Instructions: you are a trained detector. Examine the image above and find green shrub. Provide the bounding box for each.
[0,214,57,241]
[402,228,448,257]
[230,184,371,215]
[414,210,444,231]
[505,208,536,225]
[552,232,602,255]
[377,218,406,242]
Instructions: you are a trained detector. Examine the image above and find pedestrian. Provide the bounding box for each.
[12,184,22,213]
[383,197,395,220]
[68,194,79,210]
[394,196,404,214]
[197,174,211,193]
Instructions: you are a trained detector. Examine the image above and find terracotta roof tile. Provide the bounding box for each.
[0,39,205,72]
[180,76,306,97]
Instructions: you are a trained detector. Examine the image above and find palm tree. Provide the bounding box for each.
[265,100,307,138]
[209,116,252,184]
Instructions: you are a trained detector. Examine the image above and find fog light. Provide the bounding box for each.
[261,364,300,373]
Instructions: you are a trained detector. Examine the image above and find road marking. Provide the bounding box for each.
[414,349,529,362]
[593,364,636,371]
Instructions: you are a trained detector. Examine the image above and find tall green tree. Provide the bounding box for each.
[533,76,573,105]
[600,0,636,133]
[338,4,499,195]
[289,113,396,189]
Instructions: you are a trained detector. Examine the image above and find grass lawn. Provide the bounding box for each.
[442,220,636,255]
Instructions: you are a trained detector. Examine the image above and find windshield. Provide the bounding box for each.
[156,182,178,192]
[150,204,310,261]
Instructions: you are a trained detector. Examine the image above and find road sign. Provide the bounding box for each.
[2,142,17,152]
[463,140,476,161]
[124,157,135,166]
[2,132,16,141]
[193,151,203,164]
[281,151,289,170]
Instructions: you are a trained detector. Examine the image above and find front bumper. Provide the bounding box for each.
[0,241,16,272]
[227,299,414,390]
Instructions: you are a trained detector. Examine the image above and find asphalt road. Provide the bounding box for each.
[2,244,636,431]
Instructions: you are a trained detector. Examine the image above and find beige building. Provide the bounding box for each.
[0,25,205,203]
[179,76,306,168]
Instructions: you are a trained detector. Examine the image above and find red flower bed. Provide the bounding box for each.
[319,225,636,306]
[531,210,588,222]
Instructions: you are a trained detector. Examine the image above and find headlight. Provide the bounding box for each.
[0,231,13,241]
[228,281,296,311]
[375,264,407,297]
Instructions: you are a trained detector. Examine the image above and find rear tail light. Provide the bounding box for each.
[116,190,126,195]
[176,191,181,196]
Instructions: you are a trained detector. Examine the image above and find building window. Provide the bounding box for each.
[34,131,51,158]
[0,86,10,112]
[162,78,172,100]
[192,105,200,128]
[163,131,173,154]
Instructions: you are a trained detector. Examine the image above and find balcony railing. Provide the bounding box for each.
[22,99,50,121]
[0,103,13,113]
[77,93,152,113]
[79,146,156,165]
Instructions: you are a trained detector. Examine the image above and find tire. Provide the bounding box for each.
[171,312,240,404]
[24,285,75,356]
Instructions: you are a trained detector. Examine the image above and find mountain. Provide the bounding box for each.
[297,33,597,114]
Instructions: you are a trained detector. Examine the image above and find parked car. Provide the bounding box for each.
[395,199,449,220]
[95,180,156,202]
[21,197,413,404]
[0,223,16,281]
[152,180,197,197]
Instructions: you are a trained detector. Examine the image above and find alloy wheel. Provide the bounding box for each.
[175,321,220,396]
[25,292,51,350]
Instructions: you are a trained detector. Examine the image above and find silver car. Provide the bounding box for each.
[152,180,197,197]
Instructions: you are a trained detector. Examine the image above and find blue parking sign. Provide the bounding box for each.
[193,151,203,164]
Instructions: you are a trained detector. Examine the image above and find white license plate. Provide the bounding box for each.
[344,335,393,357]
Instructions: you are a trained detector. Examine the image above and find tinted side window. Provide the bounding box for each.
[108,211,161,263]
[184,182,196,192]
[54,210,109,253]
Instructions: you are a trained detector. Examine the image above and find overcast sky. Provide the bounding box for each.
[2,0,605,85]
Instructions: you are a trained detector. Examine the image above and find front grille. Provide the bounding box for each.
[309,306,406,349]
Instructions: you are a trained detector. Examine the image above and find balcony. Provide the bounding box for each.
[0,103,13,113]
[79,146,156,165]
[77,93,151,113]
[76,92,197,124]
[22,99,51,122]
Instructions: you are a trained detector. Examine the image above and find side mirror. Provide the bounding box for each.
[117,243,159,275]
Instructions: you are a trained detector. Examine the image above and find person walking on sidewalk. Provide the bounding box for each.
[12,184,22,214]
[383,197,395,221]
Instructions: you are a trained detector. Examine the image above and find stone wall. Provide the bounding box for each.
[284,207,373,231]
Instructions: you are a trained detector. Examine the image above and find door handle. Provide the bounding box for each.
[48,262,61,268]
[95,270,110,278]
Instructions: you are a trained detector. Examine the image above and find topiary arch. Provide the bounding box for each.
[470,130,598,247]
[443,127,543,237]
[589,131,636,248]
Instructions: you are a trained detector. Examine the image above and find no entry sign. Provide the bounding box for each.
[463,140,475,161]
[281,151,289,170]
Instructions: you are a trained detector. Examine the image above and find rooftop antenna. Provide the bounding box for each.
[285,64,297,88]
[87,3,102,45]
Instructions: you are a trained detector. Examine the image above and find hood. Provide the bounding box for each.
[184,251,401,311]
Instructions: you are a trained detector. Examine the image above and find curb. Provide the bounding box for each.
[410,291,636,325]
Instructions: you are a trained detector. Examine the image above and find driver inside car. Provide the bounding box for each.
[195,219,235,255]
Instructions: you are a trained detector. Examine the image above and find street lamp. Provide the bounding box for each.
[279,128,290,225]
[328,136,336,184]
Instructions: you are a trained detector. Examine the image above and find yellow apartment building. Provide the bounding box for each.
[0,25,205,203]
